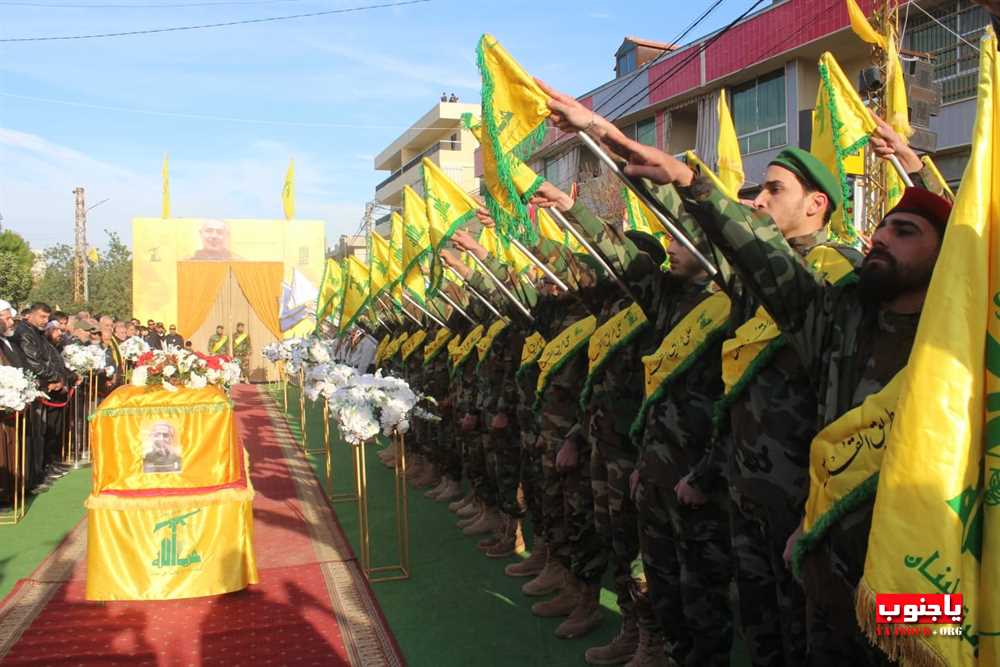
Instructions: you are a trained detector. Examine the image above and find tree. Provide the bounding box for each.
[89,231,132,319]
[30,243,75,311]
[0,230,33,272]
[0,252,33,306]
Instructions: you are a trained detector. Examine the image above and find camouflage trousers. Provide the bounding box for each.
[434,412,463,482]
[462,423,496,507]
[412,416,430,458]
[638,474,733,667]
[589,442,633,600]
[484,422,523,518]
[519,429,544,538]
[729,491,806,667]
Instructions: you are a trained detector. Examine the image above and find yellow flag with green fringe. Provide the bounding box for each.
[388,212,405,307]
[476,33,550,243]
[401,185,431,305]
[338,255,370,334]
[422,158,479,294]
[369,232,391,303]
[537,207,583,253]
[717,91,744,198]
[812,51,876,243]
[315,257,344,324]
[622,187,671,266]
[479,225,532,275]
[858,30,998,666]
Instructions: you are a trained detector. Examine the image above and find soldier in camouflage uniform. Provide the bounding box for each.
[422,313,463,503]
[537,176,726,665]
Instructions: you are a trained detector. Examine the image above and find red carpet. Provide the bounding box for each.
[0,385,403,666]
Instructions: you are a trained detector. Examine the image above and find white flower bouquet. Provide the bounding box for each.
[0,366,46,412]
[326,370,428,445]
[62,344,108,374]
[120,336,151,362]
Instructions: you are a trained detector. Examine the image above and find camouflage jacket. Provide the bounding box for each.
[682,172,921,586]
[667,177,863,520]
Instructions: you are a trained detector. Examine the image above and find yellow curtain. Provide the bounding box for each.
[230,262,283,339]
[177,262,229,339]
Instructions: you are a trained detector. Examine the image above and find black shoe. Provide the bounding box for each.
[29,482,51,495]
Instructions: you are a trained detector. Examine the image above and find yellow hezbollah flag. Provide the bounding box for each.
[338,255,370,333]
[464,113,543,244]
[388,212,405,307]
[537,207,583,253]
[717,91,745,198]
[921,155,956,200]
[812,51,877,243]
[422,158,478,294]
[401,185,431,305]
[622,187,671,265]
[859,30,998,666]
[161,153,171,219]
[479,225,532,275]
[369,231,392,302]
[685,151,739,202]
[846,0,886,49]
[282,159,295,220]
[476,34,550,242]
[87,247,100,264]
[315,257,344,324]
[884,25,913,208]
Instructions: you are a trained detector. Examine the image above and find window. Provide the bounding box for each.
[905,0,989,103]
[617,47,637,76]
[543,157,560,183]
[636,117,657,146]
[731,70,787,155]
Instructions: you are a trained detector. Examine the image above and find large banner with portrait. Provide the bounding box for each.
[131,218,325,336]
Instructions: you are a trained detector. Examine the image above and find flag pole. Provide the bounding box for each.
[381,294,421,327]
[506,236,569,292]
[404,293,446,328]
[467,253,534,321]
[887,154,915,187]
[577,132,718,278]
[547,207,635,300]
[455,273,508,323]
[438,289,476,326]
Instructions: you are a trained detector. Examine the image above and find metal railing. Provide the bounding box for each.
[375,140,461,191]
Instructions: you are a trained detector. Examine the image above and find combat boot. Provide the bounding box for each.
[436,479,463,502]
[448,491,473,513]
[456,498,481,519]
[412,463,438,488]
[623,626,674,667]
[457,504,482,528]
[555,581,603,638]
[424,478,449,499]
[521,557,564,596]
[505,541,547,577]
[485,515,522,558]
[584,613,639,664]
[405,457,426,480]
[462,507,501,536]
[530,573,581,617]
[377,441,397,465]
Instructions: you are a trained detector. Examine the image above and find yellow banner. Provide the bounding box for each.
[476,319,509,362]
[209,335,229,354]
[423,327,453,365]
[519,331,546,368]
[401,329,428,361]
[90,386,242,493]
[581,303,648,408]
[450,325,484,376]
[374,333,391,367]
[536,315,596,399]
[384,331,409,363]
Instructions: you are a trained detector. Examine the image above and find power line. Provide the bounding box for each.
[0,0,310,7]
[0,0,430,42]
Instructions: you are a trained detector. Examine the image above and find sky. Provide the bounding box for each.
[0,0,758,252]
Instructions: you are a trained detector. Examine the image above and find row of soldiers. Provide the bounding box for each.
[372,82,952,667]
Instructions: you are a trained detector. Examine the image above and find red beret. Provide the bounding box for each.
[884,187,952,235]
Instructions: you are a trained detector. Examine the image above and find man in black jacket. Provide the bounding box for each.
[11,303,69,492]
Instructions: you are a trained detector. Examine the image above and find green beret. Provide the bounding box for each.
[769,147,842,212]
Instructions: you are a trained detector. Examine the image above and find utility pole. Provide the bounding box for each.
[73,187,87,304]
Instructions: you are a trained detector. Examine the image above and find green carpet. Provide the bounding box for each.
[271,383,624,667]
[0,466,90,600]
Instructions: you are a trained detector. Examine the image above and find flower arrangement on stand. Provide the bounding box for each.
[119,336,151,363]
[0,367,46,412]
[324,370,436,445]
[62,344,112,376]
[130,347,242,392]
[262,336,337,376]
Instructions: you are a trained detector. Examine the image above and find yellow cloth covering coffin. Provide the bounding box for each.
[85,385,258,601]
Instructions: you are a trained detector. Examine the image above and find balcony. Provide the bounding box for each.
[375,140,461,191]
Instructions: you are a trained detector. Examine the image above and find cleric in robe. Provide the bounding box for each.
[141,421,183,473]
[186,220,243,261]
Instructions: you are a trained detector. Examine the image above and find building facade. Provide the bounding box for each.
[521,0,987,217]
[372,100,482,234]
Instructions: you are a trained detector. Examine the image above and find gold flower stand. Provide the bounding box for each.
[0,411,28,525]
[353,431,410,583]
